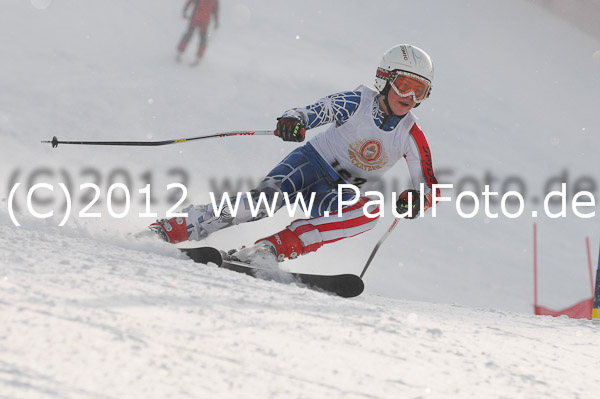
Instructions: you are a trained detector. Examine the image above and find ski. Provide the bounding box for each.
[181,247,364,298]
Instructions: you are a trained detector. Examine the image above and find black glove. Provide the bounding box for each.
[396,189,421,219]
[276,117,305,142]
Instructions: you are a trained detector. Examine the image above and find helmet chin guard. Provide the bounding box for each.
[375,44,434,102]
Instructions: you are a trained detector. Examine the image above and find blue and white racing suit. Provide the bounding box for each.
[187,85,439,253]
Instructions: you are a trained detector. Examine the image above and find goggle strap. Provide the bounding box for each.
[376,68,394,81]
[377,68,431,88]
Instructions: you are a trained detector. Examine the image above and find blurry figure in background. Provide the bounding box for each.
[152,45,440,263]
[176,0,219,65]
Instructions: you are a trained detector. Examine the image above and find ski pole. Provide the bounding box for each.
[41,130,275,148]
[359,218,400,278]
[593,240,600,324]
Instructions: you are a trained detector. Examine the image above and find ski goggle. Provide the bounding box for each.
[377,68,431,103]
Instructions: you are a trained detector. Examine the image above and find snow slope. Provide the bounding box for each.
[1,0,600,398]
[2,217,599,399]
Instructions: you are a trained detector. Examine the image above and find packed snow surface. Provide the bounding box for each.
[1,0,600,398]
[2,220,599,398]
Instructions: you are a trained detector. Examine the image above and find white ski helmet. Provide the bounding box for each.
[374,44,434,100]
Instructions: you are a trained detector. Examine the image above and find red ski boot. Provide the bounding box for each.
[255,228,305,262]
[149,217,189,243]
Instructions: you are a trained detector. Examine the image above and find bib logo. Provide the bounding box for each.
[349,139,388,171]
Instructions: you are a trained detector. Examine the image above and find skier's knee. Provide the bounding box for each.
[252,177,284,209]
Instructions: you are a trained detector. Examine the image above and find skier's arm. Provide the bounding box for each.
[182,0,194,17]
[280,91,362,130]
[404,123,440,214]
[213,0,219,27]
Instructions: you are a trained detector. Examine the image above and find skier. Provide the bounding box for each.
[151,44,440,262]
[176,0,219,65]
